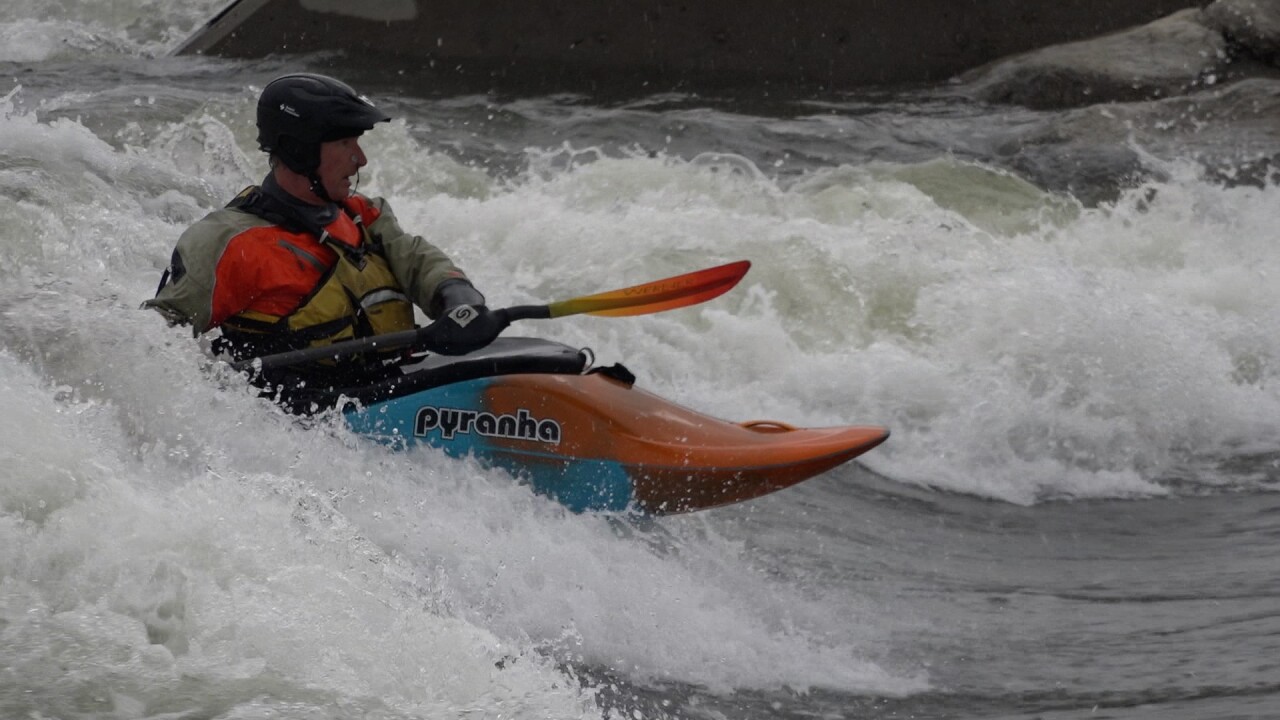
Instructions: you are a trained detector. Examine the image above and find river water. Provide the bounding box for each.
[3,1,1280,718]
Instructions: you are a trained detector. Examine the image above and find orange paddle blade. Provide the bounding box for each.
[545,260,751,318]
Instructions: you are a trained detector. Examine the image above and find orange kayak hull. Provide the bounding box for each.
[481,373,887,513]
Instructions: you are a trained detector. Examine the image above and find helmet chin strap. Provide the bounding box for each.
[304,154,361,203]
[307,172,334,204]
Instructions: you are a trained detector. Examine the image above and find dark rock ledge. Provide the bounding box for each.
[959,0,1280,109]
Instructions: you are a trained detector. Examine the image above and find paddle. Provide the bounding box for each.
[230,260,750,373]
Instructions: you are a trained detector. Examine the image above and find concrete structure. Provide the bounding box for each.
[176,0,1211,95]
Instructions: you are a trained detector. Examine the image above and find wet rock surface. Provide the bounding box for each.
[958,0,1280,110]
[1204,0,1280,63]
[947,0,1280,202]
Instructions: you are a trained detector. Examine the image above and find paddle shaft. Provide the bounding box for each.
[228,305,547,373]
[228,260,748,373]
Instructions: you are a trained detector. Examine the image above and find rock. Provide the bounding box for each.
[958,9,1229,109]
[1203,0,1280,62]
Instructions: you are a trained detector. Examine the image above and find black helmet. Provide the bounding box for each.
[256,73,390,174]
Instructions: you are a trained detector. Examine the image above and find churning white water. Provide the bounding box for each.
[4,1,1280,718]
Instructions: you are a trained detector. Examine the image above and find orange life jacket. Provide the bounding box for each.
[216,187,416,359]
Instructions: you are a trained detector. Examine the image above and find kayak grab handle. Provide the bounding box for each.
[738,420,798,433]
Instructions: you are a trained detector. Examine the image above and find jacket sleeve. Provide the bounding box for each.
[142,210,260,335]
[364,197,471,319]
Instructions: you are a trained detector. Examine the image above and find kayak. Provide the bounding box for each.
[338,337,889,514]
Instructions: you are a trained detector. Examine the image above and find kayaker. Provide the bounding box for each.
[145,73,506,409]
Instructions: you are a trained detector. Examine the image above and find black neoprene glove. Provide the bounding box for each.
[431,278,486,316]
[424,279,509,355]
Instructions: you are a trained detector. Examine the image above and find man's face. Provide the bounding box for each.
[316,135,366,200]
